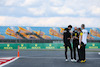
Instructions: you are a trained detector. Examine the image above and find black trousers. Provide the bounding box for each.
[65,42,73,59]
[79,42,86,60]
[73,40,79,60]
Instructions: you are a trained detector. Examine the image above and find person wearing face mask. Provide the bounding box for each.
[72,27,79,62]
[63,25,73,62]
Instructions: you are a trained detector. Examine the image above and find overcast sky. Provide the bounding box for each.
[0,0,100,27]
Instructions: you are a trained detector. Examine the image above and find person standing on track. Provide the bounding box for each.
[63,25,73,62]
[77,28,82,62]
[72,27,79,62]
[78,24,89,63]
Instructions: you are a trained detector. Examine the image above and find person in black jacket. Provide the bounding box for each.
[63,25,73,62]
[72,27,79,62]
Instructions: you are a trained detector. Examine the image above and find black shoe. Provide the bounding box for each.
[77,59,80,62]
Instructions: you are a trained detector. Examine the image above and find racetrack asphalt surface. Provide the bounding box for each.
[0,50,100,67]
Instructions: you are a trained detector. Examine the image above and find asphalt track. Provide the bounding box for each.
[0,50,100,67]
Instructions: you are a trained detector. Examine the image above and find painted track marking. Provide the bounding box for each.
[0,57,19,67]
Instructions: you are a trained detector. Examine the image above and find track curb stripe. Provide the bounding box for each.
[0,57,19,67]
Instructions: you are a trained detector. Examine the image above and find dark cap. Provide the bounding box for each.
[68,25,72,28]
[81,24,85,28]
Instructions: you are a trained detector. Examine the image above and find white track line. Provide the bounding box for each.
[0,57,19,67]
[0,57,13,60]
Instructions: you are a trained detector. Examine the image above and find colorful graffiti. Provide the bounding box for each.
[90,29,100,37]
[5,27,51,39]
[49,28,63,39]
[0,35,5,39]
[49,27,94,40]
[0,26,99,40]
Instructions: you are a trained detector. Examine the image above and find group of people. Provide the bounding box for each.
[63,24,89,63]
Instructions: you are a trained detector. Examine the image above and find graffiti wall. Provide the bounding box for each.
[0,26,100,40]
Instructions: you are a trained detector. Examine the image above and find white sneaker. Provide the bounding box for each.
[71,59,74,62]
[73,59,77,62]
[65,59,68,62]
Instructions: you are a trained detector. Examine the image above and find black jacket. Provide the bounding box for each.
[72,30,79,41]
[63,28,71,43]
